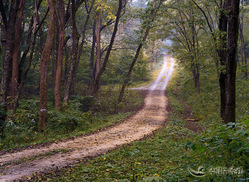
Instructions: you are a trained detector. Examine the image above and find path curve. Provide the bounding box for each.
[0,55,175,182]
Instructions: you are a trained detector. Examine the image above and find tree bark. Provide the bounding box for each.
[63,0,80,106]
[0,0,19,138]
[218,0,228,121]
[12,5,49,114]
[224,0,240,124]
[54,0,65,111]
[9,0,25,111]
[71,0,93,95]
[239,5,247,77]
[89,20,96,92]
[0,0,17,105]
[150,41,155,71]
[191,62,200,93]
[95,11,101,80]
[39,0,57,132]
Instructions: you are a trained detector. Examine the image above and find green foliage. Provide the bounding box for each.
[184,122,249,181]
[0,87,144,151]
[47,110,89,134]
[78,96,99,112]
[103,50,151,85]
[185,123,249,166]
[38,62,249,181]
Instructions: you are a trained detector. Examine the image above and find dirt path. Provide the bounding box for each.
[0,56,175,182]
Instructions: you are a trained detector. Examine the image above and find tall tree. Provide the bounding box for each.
[9,0,26,111]
[0,0,20,138]
[89,20,97,91]
[191,0,240,123]
[39,0,57,132]
[168,0,202,93]
[95,9,101,80]
[63,0,82,106]
[93,0,127,95]
[239,0,247,77]
[13,3,49,114]
[71,0,94,95]
[224,0,240,123]
[118,0,162,103]
[54,0,65,111]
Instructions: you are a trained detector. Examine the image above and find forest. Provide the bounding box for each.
[0,0,248,181]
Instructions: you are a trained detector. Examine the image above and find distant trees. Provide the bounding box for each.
[118,0,163,103]
[166,0,203,93]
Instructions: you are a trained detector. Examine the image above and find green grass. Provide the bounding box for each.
[0,89,145,152]
[30,63,249,181]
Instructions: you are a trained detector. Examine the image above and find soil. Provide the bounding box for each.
[0,56,176,182]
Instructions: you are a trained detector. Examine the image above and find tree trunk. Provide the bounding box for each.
[1,0,17,105]
[150,41,155,71]
[38,14,45,53]
[12,5,49,114]
[224,0,239,124]
[118,0,160,103]
[245,45,248,77]
[9,0,25,111]
[63,0,79,106]
[54,0,65,111]
[239,6,247,77]
[218,0,228,121]
[89,20,96,92]
[93,0,125,95]
[39,0,57,132]
[191,62,200,93]
[95,11,101,80]
[0,0,19,138]
[71,1,93,95]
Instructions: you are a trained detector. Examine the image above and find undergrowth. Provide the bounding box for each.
[32,62,249,181]
[0,89,144,152]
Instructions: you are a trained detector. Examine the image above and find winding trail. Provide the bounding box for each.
[0,55,174,182]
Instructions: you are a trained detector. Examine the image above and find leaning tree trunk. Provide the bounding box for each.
[93,0,125,95]
[54,0,65,111]
[118,0,160,103]
[224,0,240,124]
[71,1,93,95]
[39,0,57,132]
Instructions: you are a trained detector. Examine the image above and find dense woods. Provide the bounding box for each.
[0,0,249,180]
[0,0,162,136]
